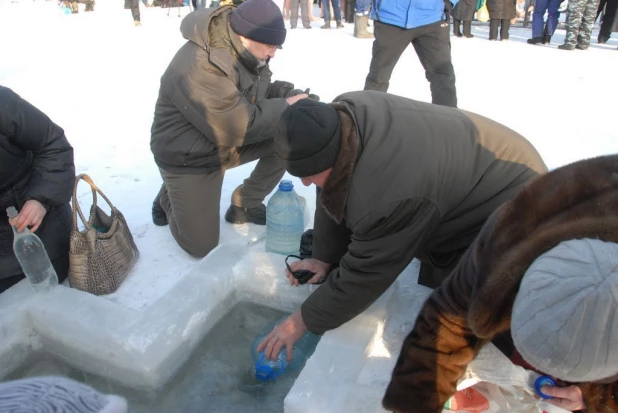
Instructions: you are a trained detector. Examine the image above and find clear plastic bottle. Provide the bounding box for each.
[265,180,305,256]
[6,206,59,293]
[250,315,320,382]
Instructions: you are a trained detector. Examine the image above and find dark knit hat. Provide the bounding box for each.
[230,0,286,46]
[275,99,341,178]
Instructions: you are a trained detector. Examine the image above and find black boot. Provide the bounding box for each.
[527,37,543,44]
[453,19,462,37]
[152,194,168,226]
[224,204,267,225]
[321,20,331,29]
[542,35,551,44]
[598,35,609,44]
[463,21,474,38]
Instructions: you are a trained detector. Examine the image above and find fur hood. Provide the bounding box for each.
[383,154,618,413]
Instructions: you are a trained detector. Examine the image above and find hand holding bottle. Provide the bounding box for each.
[257,311,307,363]
[8,200,47,233]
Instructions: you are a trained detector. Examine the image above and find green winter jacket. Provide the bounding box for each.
[150,6,289,174]
[301,91,548,335]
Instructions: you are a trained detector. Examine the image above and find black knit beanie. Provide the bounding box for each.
[275,99,341,178]
[230,0,286,46]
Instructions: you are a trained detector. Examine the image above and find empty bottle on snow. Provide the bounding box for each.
[265,180,305,255]
[6,206,59,293]
[251,315,320,382]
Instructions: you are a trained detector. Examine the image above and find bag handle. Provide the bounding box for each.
[71,174,117,231]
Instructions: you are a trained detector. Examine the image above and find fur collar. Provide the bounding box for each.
[319,103,359,224]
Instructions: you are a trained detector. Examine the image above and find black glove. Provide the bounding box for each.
[267,80,295,99]
[293,88,320,102]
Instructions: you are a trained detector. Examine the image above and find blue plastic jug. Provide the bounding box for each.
[265,180,305,255]
[251,315,320,382]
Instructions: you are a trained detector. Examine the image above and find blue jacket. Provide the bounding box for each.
[371,0,458,29]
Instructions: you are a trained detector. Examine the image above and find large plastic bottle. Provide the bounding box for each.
[6,206,59,293]
[265,180,305,256]
[251,315,320,382]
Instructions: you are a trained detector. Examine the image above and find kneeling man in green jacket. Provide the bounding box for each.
[256,90,547,364]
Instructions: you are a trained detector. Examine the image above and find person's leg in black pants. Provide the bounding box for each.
[500,18,511,39]
[412,21,458,107]
[131,0,141,24]
[364,21,415,92]
[489,18,499,39]
[598,0,618,41]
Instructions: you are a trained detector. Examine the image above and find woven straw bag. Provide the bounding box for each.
[68,174,139,295]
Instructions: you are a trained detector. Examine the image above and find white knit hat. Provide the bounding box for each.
[0,376,128,413]
[512,238,618,382]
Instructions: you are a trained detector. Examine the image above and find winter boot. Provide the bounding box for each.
[453,19,462,37]
[354,14,374,38]
[527,37,543,44]
[463,21,474,38]
[224,204,267,225]
[598,35,609,44]
[336,20,344,28]
[542,35,551,44]
[321,20,331,28]
[152,194,168,226]
[558,43,574,50]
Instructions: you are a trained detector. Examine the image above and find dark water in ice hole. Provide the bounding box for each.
[5,303,309,413]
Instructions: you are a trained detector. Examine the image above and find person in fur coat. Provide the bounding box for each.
[382,154,618,413]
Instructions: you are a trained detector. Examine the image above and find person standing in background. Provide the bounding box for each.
[364,0,458,107]
[486,0,515,40]
[559,0,601,49]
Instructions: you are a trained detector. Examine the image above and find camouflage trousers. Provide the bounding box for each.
[564,0,601,47]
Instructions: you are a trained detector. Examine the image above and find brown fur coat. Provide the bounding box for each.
[382,154,618,413]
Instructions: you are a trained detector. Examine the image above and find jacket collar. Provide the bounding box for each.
[319,102,360,225]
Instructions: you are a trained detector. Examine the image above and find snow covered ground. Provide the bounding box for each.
[0,0,617,410]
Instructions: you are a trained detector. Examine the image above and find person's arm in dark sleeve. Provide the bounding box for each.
[167,68,288,148]
[301,198,441,334]
[0,87,75,209]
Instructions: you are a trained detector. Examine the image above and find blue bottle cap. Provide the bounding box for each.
[254,354,286,382]
[534,375,556,399]
[278,180,294,192]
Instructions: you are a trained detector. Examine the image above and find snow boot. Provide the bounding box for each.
[354,14,373,38]
[336,20,344,28]
[224,204,267,225]
[152,195,168,226]
[321,20,331,29]
[527,37,543,44]
[542,35,551,44]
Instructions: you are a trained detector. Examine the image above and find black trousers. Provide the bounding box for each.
[364,20,457,108]
[131,0,140,21]
[489,18,511,39]
[597,0,618,38]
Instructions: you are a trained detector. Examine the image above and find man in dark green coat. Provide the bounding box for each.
[150,0,311,258]
[256,91,547,363]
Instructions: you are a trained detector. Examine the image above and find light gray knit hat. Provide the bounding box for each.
[512,238,618,382]
[0,376,128,413]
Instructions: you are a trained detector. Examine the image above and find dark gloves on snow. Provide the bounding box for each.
[267,81,320,102]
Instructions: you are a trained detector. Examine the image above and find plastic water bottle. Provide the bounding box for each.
[250,315,320,382]
[6,207,59,293]
[265,180,305,255]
